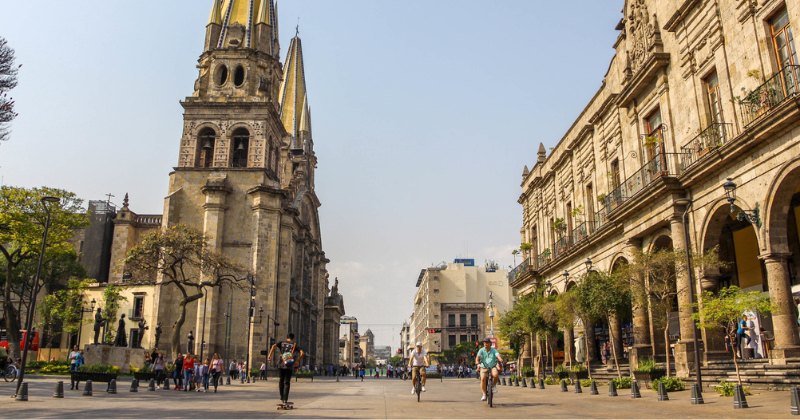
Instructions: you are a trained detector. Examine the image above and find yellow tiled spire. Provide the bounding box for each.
[279,34,311,149]
[213,0,278,51]
[208,0,224,25]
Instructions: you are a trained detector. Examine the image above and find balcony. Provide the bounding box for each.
[553,236,573,259]
[537,248,552,269]
[600,153,686,214]
[739,65,800,127]
[572,221,597,245]
[508,258,530,282]
[680,122,733,170]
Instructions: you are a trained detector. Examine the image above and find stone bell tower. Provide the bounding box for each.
[153,0,331,367]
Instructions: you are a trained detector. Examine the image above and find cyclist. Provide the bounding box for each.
[408,342,429,395]
[476,338,503,401]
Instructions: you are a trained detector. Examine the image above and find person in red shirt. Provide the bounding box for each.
[183,353,196,392]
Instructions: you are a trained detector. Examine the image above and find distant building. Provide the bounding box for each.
[374,345,392,360]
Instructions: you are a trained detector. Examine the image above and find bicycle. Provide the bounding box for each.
[4,365,18,382]
[412,369,423,403]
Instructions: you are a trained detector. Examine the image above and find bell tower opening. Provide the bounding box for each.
[197,128,216,168]
[231,128,250,168]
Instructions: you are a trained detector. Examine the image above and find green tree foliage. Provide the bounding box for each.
[499,290,558,377]
[388,355,403,367]
[36,279,92,348]
[124,224,247,358]
[0,186,89,357]
[101,284,127,344]
[691,286,774,385]
[0,36,19,143]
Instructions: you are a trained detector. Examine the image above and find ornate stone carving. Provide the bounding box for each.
[627,0,663,75]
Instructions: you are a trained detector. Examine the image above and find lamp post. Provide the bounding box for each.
[263,313,279,381]
[76,298,97,347]
[15,196,60,399]
[199,286,208,362]
[722,178,761,227]
[244,275,256,380]
[675,197,703,390]
[487,292,495,338]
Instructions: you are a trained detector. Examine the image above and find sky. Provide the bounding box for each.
[0,1,621,350]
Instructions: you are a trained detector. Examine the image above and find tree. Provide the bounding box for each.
[124,224,247,358]
[0,186,89,357]
[553,290,581,369]
[691,286,774,385]
[575,270,631,379]
[35,278,91,348]
[0,37,20,143]
[388,354,403,367]
[499,291,557,378]
[101,284,127,344]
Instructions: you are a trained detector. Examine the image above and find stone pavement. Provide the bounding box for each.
[0,375,796,418]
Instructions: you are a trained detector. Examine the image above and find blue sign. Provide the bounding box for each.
[454,259,475,266]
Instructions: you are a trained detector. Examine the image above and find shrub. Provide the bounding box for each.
[521,366,535,375]
[250,368,260,376]
[40,364,70,374]
[580,379,599,387]
[137,365,151,373]
[77,364,120,374]
[570,364,586,372]
[544,377,559,385]
[554,364,567,373]
[26,361,47,369]
[634,357,661,372]
[652,377,685,392]
[714,380,751,397]
[611,377,633,389]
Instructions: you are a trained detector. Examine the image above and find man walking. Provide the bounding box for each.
[268,333,304,405]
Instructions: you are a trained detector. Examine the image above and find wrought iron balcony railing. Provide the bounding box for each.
[739,65,800,126]
[572,221,597,245]
[537,248,552,268]
[508,258,530,282]
[553,236,573,260]
[600,153,687,214]
[680,122,733,170]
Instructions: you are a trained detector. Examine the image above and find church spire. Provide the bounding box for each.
[279,34,311,150]
[207,0,279,55]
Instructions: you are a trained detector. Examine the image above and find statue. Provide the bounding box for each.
[154,322,163,348]
[93,308,105,344]
[137,319,148,348]
[330,277,339,297]
[187,331,194,354]
[113,314,127,347]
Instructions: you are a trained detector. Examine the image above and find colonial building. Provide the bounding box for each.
[511,0,800,377]
[68,0,343,370]
[410,259,511,354]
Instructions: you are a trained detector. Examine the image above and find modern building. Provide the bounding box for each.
[359,329,375,361]
[511,0,800,377]
[374,345,392,360]
[410,259,511,354]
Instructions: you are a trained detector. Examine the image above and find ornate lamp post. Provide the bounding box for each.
[77,298,96,347]
[722,178,760,227]
[675,197,703,392]
[15,196,60,399]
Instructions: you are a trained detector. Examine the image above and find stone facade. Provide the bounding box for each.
[512,0,800,376]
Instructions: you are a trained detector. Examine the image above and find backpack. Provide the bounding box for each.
[281,343,297,368]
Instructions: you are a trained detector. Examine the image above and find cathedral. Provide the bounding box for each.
[67,0,344,370]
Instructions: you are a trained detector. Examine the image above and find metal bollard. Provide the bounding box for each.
[83,380,93,396]
[631,380,641,399]
[733,384,749,409]
[107,379,117,394]
[791,387,799,415]
[501,377,506,386]
[657,382,669,401]
[54,381,64,398]
[574,381,583,394]
[590,380,599,395]
[515,378,520,387]
[538,378,545,389]
[15,382,29,401]
[522,378,527,388]
[148,378,156,391]
[691,383,704,405]
[226,376,231,385]
[164,377,170,389]
[608,381,618,397]
[561,379,568,392]
[130,379,139,392]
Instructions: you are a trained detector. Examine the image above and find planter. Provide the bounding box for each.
[568,371,589,381]
[70,372,119,383]
[632,369,666,385]
[295,373,314,381]
[134,372,158,381]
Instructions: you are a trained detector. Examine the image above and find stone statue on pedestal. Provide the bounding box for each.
[331,277,339,297]
[187,331,194,354]
[154,322,163,349]
[93,308,105,344]
[113,314,127,347]
[137,319,148,348]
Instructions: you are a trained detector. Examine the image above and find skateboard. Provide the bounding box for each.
[276,402,294,410]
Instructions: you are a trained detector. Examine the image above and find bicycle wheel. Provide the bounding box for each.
[6,366,16,382]
[416,380,421,403]
[487,378,493,408]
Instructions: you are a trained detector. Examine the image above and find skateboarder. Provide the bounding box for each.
[267,333,304,406]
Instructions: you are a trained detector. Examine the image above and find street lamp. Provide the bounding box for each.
[674,197,703,393]
[585,257,594,272]
[16,196,60,399]
[77,298,96,347]
[263,312,280,381]
[722,178,760,227]
[487,292,495,338]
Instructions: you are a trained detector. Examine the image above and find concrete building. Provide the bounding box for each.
[511,0,800,377]
[410,259,511,354]
[374,345,392,360]
[359,329,375,362]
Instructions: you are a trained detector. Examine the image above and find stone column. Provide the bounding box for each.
[585,320,597,362]
[761,253,800,361]
[670,216,699,376]
[520,334,532,368]
[625,239,651,366]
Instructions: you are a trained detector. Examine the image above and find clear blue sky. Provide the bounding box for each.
[0,1,621,349]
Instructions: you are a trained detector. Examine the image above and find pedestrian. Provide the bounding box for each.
[183,353,195,392]
[68,345,82,390]
[267,333,304,405]
[200,359,210,392]
[260,361,267,380]
[153,352,166,390]
[210,353,224,393]
[229,359,238,381]
[194,360,204,392]
[173,353,184,390]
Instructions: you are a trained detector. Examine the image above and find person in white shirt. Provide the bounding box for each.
[407,342,429,394]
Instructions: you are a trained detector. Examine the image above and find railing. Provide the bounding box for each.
[739,65,800,126]
[680,122,733,170]
[600,153,687,214]
[553,236,573,259]
[537,249,552,268]
[136,215,163,226]
[572,221,597,244]
[508,258,530,281]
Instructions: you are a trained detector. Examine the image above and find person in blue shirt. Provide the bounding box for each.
[475,338,504,401]
[736,315,751,358]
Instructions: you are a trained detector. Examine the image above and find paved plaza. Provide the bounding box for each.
[0,375,795,419]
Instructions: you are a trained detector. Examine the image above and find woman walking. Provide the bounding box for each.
[153,353,166,390]
[173,354,184,390]
[183,353,196,392]
[210,353,224,393]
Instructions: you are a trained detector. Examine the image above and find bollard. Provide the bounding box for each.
[522,378,527,388]
[107,379,117,394]
[54,381,64,398]
[538,378,545,389]
[590,380,599,395]
[130,379,139,392]
[691,383,704,405]
[574,381,583,394]
[83,380,93,396]
[164,377,170,389]
[657,382,669,401]
[240,375,244,384]
[148,378,156,391]
[16,382,29,401]
[609,381,618,397]
[515,378,520,387]
[561,379,568,392]
[227,376,231,385]
[791,387,799,415]
[336,375,339,382]
[501,377,506,386]
[733,384,749,409]
[631,380,641,399]
[247,376,250,383]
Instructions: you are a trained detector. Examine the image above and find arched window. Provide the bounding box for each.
[231,128,250,168]
[197,128,216,168]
